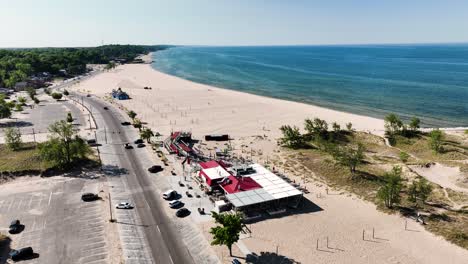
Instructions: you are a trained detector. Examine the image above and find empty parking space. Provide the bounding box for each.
[0,176,112,264]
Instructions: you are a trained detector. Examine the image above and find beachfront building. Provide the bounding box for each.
[164,131,201,158]
[198,161,303,215]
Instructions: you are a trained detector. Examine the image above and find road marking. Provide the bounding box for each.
[169,255,174,264]
[156,225,161,233]
[28,195,34,209]
[7,199,13,211]
[48,191,53,206]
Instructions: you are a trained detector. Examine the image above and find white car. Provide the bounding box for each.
[115,202,133,209]
[168,200,183,208]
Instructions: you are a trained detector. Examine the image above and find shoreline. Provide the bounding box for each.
[146,52,468,131]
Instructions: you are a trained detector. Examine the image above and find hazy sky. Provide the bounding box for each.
[1,0,467,47]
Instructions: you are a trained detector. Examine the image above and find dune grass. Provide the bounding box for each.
[281,131,468,249]
[0,143,52,172]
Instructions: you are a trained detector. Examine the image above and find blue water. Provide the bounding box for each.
[151,45,468,127]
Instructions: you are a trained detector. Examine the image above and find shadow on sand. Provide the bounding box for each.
[246,252,300,264]
[244,197,323,224]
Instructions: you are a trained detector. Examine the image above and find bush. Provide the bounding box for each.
[63,89,69,96]
[66,112,73,123]
[14,103,23,112]
[399,151,409,162]
[5,127,22,150]
[51,92,63,100]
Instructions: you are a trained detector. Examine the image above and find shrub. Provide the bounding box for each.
[51,92,63,100]
[399,151,410,162]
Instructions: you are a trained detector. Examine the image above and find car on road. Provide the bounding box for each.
[176,208,190,217]
[103,106,109,110]
[163,190,177,200]
[134,139,144,144]
[9,220,23,234]
[137,143,145,148]
[232,259,241,264]
[148,165,163,173]
[116,202,134,209]
[121,121,131,126]
[124,143,133,149]
[86,94,91,97]
[81,193,99,202]
[168,200,183,208]
[9,247,34,261]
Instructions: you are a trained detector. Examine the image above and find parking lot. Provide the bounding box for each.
[0,175,118,264]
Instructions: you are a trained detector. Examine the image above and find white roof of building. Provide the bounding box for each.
[202,166,231,180]
[226,188,276,208]
[249,164,302,199]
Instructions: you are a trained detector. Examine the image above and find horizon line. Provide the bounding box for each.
[1,41,468,49]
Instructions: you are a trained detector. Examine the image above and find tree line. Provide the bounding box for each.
[0,45,171,88]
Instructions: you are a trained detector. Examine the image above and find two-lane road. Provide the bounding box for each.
[73,92,195,264]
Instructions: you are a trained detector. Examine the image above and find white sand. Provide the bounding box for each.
[68,62,468,263]
[411,163,468,193]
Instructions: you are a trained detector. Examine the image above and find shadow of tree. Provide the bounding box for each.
[246,252,300,264]
[0,121,33,128]
[101,164,128,177]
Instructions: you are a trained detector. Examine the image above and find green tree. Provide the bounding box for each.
[0,98,12,119]
[140,127,154,143]
[429,129,444,153]
[304,118,328,139]
[63,89,69,96]
[409,117,421,133]
[408,178,433,205]
[399,151,410,163]
[133,118,142,130]
[384,113,403,135]
[209,212,243,256]
[332,122,341,133]
[4,127,22,150]
[39,120,90,168]
[18,96,27,106]
[279,125,304,148]
[33,98,40,105]
[377,166,403,208]
[332,143,365,178]
[66,112,73,123]
[127,110,137,120]
[346,122,353,132]
[51,92,63,100]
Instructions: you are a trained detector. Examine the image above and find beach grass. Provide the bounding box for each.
[282,131,468,250]
[0,143,51,172]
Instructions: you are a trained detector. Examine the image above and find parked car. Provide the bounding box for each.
[232,259,241,264]
[121,121,131,126]
[124,143,133,149]
[168,200,183,208]
[176,208,190,217]
[103,106,109,110]
[115,202,133,209]
[162,190,177,200]
[134,139,144,144]
[81,193,99,202]
[148,165,163,173]
[9,247,34,261]
[9,220,23,234]
[86,94,91,97]
[137,143,145,148]
[86,139,97,146]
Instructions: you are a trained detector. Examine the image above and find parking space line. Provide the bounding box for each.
[48,191,53,206]
[7,199,13,212]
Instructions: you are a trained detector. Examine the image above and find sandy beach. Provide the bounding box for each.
[67,58,468,263]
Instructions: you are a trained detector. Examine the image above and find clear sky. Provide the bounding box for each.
[1,0,467,47]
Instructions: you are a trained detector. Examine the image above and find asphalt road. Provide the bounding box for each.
[74,92,195,264]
